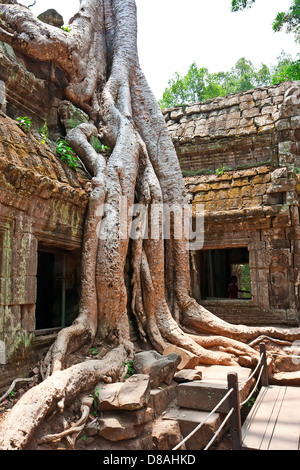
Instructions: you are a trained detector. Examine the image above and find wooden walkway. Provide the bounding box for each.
[242,385,300,450]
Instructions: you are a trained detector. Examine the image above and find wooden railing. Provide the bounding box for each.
[173,342,268,451]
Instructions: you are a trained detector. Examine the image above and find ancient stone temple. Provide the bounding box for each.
[0,40,91,373]
[0,110,89,365]
[1,27,300,377]
[164,81,300,327]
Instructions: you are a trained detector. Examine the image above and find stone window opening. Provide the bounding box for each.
[35,245,81,334]
[192,247,251,301]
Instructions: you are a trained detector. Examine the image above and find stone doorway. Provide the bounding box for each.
[35,246,81,332]
[192,247,251,301]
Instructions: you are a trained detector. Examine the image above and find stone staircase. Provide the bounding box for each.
[84,351,255,451]
[162,365,255,450]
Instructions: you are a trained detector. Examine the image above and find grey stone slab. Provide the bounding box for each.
[177,365,254,413]
[163,407,223,450]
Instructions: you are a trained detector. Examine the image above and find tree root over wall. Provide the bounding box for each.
[0,0,300,450]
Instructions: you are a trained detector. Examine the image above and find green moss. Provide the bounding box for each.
[181,159,273,178]
[182,168,215,177]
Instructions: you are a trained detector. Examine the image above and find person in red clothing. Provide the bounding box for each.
[228,275,239,298]
[228,275,251,299]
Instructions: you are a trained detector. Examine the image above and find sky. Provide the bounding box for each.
[24,0,300,99]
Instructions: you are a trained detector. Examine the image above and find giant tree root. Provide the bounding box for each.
[1,0,300,451]
[0,346,127,450]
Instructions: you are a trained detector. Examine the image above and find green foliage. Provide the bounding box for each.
[272,0,300,43]
[38,120,49,145]
[159,53,300,109]
[231,0,255,12]
[271,52,300,84]
[158,63,210,108]
[216,165,225,176]
[231,0,300,43]
[16,116,32,132]
[89,347,99,356]
[240,264,251,298]
[246,396,256,409]
[61,25,72,33]
[90,135,111,154]
[56,140,80,171]
[123,360,136,379]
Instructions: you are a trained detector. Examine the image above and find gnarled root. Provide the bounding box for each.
[39,396,94,449]
[181,298,300,344]
[41,319,96,379]
[188,333,260,368]
[0,346,127,450]
[0,377,34,403]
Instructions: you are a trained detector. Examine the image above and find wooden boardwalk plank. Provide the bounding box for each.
[242,386,282,450]
[260,386,286,450]
[268,387,300,450]
[242,386,300,450]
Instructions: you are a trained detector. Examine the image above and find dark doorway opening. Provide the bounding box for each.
[195,247,251,300]
[35,246,81,331]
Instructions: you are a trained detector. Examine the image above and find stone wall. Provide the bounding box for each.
[180,81,300,326]
[187,166,300,325]
[1,38,300,365]
[0,111,90,364]
[0,42,69,139]
[163,81,300,174]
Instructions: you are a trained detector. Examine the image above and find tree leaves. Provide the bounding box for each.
[231,0,300,43]
[231,0,255,12]
[159,54,300,109]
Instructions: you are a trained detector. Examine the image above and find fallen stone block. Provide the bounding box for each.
[174,369,203,383]
[163,408,223,450]
[95,433,155,451]
[178,382,230,413]
[177,366,254,413]
[95,374,150,411]
[274,355,300,373]
[163,345,201,370]
[91,407,154,442]
[152,418,186,450]
[271,371,300,386]
[133,350,181,388]
[149,383,178,416]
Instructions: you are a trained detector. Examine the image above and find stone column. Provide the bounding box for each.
[0,213,37,363]
[249,241,270,310]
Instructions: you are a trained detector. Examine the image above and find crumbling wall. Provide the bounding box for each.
[163,81,300,174]
[0,111,89,365]
[178,81,300,326]
[186,166,300,325]
[0,42,66,139]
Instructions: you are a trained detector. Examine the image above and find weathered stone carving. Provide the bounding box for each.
[269,256,289,309]
[37,9,64,28]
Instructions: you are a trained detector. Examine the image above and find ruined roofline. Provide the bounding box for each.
[163,80,300,140]
[164,81,300,174]
[162,81,300,117]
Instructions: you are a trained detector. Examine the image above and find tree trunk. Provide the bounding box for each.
[0,0,300,449]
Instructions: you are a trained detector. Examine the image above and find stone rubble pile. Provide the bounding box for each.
[84,349,255,450]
